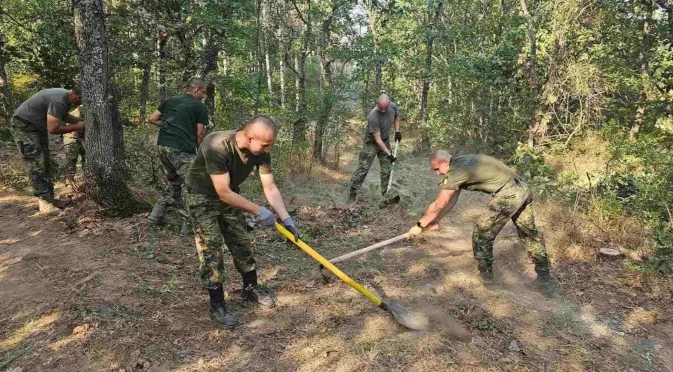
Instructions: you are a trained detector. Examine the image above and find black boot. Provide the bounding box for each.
[208,286,240,329]
[535,267,559,297]
[241,271,277,307]
[148,202,168,224]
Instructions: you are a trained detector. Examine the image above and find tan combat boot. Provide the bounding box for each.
[38,198,60,216]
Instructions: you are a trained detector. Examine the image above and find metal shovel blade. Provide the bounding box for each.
[380,300,430,331]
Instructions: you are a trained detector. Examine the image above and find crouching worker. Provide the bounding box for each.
[183,115,301,328]
[408,150,557,295]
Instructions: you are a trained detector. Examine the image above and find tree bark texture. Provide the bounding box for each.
[74,0,147,216]
[419,0,440,151]
[367,10,382,95]
[520,0,541,147]
[139,60,151,121]
[631,0,654,139]
[0,34,12,121]
[158,32,168,100]
[200,33,219,120]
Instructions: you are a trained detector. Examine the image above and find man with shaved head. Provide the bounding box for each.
[147,78,209,236]
[407,151,556,295]
[183,115,300,328]
[348,94,402,202]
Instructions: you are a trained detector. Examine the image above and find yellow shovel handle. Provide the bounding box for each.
[276,223,383,307]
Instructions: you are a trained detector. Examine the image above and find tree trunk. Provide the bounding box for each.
[262,2,273,98]
[631,1,654,140]
[294,51,308,144]
[419,0,438,151]
[157,31,168,100]
[367,12,382,94]
[0,34,12,121]
[294,54,300,112]
[520,0,540,147]
[280,53,286,108]
[314,7,336,160]
[139,60,151,121]
[74,0,147,216]
[200,33,219,120]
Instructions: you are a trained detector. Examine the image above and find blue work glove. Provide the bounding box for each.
[257,206,275,228]
[283,216,300,242]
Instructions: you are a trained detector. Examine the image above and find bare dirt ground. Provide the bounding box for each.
[1,143,672,372]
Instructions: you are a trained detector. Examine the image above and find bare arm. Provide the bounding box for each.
[196,123,206,144]
[147,110,163,126]
[372,131,391,155]
[210,173,261,214]
[260,172,290,220]
[435,189,461,222]
[418,189,460,227]
[46,115,84,135]
[394,115,400,133]
[64,114,83,124]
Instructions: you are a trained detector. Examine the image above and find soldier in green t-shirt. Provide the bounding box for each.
[146,78,210,236]
[348,94,401,202]
[407,150,557,295]
[183,115,300,329]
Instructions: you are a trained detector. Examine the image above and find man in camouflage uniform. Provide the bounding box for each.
[348,94,401,202]
[146,78,209,236]
[64,130,85,180]
[9,87,85,215]
[408,150,557,295]
[183,115,300,329]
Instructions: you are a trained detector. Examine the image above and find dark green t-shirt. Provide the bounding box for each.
[364,101,398,142]
[439,154,517,194]
[156,94,209,153]
[185,130,272,197]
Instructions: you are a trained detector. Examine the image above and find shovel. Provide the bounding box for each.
[385,139,400,197]
[276,223,428,331]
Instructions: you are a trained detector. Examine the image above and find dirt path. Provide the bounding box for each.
[1,149,671,371]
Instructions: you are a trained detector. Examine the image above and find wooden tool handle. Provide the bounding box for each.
[330,233,410,263]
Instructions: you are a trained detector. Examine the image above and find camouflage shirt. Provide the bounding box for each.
[185,130,271,197]
[440,154,517,194]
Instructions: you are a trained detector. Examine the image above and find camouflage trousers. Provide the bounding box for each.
[472,178,551,272]
[64,133,85,176]
[8,117,54,199]
[184,190,256,289]
[349,139,393,195]
[155,145,194,221]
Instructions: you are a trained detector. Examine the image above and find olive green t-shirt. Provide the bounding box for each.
[439,154,517,194]
[364,101,398,142]
[185,130,272,197]
[156,94,209,153]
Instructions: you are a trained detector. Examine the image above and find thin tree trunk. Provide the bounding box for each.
[280,53,286,108]
[139,61,151,120]
[631,1,654,139]
[294,54,300,112]
[367,11,382,94]
[419,0,438,151]
[0,34,12,120]
[157,31,168,100]
[262,1,273,98]
[520,0,540,148]
[294,51,307,143]
[74,0,147,216]
[200,33,219,120]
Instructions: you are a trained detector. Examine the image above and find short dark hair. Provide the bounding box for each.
[186,78,206,91]
[72,86,82,96]
[244,114,278,136]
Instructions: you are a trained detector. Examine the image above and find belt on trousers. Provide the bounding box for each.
[491,176,524,196]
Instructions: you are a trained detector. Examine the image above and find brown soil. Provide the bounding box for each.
[1,145,672,372]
